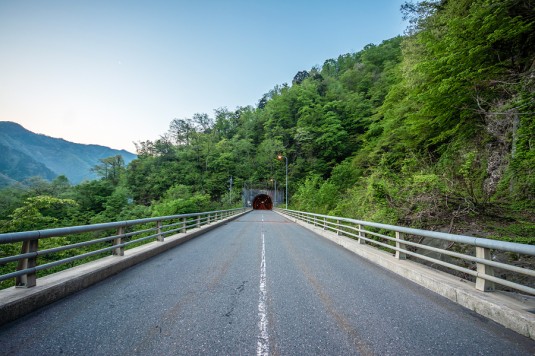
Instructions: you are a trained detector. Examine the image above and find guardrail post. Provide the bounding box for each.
[15,239,38,288]
[156,220,164,242]
[197,215,201,228]
[358,224,365,244]
[113,226,125,256]
[181,217,187,233]
[475,247,495,292]
[323,217,327,230]
[395,231,406,260]
[207,213,211,224]
[336,220,340,235]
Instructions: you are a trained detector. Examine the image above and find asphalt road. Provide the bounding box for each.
[1,210,534,355]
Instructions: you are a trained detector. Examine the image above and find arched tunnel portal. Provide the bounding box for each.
[252,194,273,210]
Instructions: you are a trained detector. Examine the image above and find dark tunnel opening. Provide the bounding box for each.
[252,194,273,210]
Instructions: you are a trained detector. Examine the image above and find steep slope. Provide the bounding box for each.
[0,142,57,183]
[0,121,136,185]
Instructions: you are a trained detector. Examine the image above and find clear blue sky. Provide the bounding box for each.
[0,0,407,152]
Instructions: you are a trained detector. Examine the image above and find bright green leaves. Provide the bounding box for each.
[151,185,211,216]
[398,0,535,150]
[291,175,339,215]
[315,113,348,163]
[5,196,78,232]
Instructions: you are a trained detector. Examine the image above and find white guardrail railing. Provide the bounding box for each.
[278,209,535,296]
[0,208,246,288]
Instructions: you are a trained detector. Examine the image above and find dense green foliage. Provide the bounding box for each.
[1,0,534,256]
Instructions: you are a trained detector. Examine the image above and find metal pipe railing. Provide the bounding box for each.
[277,208,535,295]
[0,208,247,288]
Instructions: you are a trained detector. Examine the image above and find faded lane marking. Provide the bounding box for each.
[257,228,269,355]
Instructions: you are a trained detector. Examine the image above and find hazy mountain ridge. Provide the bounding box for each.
[0,121,136,186]
[0,141,57,182]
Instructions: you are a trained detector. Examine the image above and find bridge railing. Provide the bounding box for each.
[278,209,535,296]
[0,208,246,288]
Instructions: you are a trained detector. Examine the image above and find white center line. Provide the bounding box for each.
[257,226,269,355]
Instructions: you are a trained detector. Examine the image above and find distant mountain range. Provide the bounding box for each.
[0,121,136,187]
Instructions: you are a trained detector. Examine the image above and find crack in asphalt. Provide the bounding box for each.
[224,280,248,321]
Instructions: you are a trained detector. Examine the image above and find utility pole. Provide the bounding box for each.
[229,176,233,206]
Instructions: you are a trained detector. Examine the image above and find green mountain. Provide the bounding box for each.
[0,121,136,186]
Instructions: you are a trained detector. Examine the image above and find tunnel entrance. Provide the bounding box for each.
[253,194,273,210]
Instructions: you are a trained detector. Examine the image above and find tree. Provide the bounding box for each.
[134,140,156,157]
[292,70,309,85]
[50,175,71,196]
[169,118,195,145]
[72,180,115,215]
[192,113,214,133]
[91,155,125,185]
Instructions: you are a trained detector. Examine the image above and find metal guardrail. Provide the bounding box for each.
[278,209,535,296]
[0,208,246,288]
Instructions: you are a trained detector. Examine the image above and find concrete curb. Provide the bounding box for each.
[0,211,250,326]
[278,212,535,341]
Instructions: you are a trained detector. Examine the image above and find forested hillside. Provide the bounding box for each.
[1,0,533,244]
